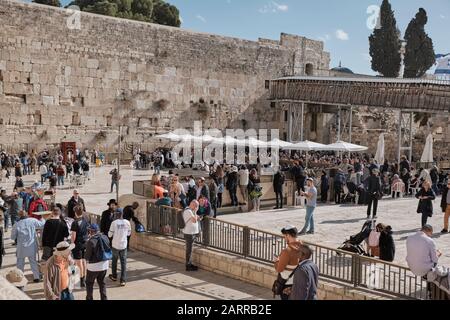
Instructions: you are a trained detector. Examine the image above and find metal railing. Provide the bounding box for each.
[146,202,448,300]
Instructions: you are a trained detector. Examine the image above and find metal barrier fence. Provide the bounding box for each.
[146,202,448,300]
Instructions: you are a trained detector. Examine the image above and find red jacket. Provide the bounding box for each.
[29,199,48,219]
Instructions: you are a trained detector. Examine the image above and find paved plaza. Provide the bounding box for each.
[221,197,450,267]
[1,166,449,299]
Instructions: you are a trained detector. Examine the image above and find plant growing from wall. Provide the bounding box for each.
[154,99,170,111]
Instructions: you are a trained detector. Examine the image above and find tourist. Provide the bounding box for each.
[430,165,439,195]
[155,191,173,207]
[287,245,319,300]
[320,170,329,203]
[123,202,141,249]
[109,168,121,193]
[274,226,301,300]
[65,160,73,178]
[196,177,210,201]
[41,207,70,261]
[67,189,86,219]
[43,241,75,300]
[248,169,262,212]
[291,162,306,194]
[5,192,21,227]
[419,168,432,185]
[85,224,110,300]
[169,175,187,209]
[100,199,117,238]
[14,161,22,178]
[406,225,441,296]
[182,200,200,271]
[11,210,46,283]
[73,160,81,175]
[399,156,410,174]
[273,169,285,209]
[333,169,345,204]
[56,164,65,186]
[378,224,395,262]
[0,207,4,268]
[70,206,89,288]
[208,177,218,218]
[367,169,381,219]
[108,209,131,286]
[391,174,405,199]
[28,192,48,219]
[226,166,239,207]
[238,166,249,205]
[441,180,450,234]
[14,176,24,189]
[6,268,28,291]
[299,178,317,235]
[416,181,436,227]
[39,163,48,184]
[217,174,224,209]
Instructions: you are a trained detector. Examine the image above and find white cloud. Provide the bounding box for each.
[440,14,446,19]
[335,29,349,41]
[196,15,206,23]
[259,1,289,14]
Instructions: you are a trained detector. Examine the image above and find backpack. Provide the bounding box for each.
[178,209,190,229]
[95,235,112,261]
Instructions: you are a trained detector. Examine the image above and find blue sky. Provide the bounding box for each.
[55,0,450,74]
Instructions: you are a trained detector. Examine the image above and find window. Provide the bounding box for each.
[284,110,288,122]
[311,113,318,132]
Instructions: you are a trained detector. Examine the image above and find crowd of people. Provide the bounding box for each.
[0,180,141,300]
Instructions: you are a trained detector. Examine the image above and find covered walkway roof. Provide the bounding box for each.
[268,76,450,113]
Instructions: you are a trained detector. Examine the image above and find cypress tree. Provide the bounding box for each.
[404,8,436,78]
[369,0,402,77]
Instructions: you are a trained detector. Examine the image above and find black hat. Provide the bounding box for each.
[281,225,298,235]
[107,199,118,206]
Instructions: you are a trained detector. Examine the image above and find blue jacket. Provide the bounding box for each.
[290,259,319,300]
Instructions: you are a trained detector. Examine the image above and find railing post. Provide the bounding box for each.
[202,217,210,247]
[351,254,360,288]
[146,201,151,232]
[243,226,250,257]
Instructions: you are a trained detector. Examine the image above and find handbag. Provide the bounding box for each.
[272,264,300,298]
[135,223,145,233]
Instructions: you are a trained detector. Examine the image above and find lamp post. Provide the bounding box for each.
[116,126,122,202]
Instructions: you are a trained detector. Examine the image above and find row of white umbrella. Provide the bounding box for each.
[373,133,434,164]
[155,132,369,152]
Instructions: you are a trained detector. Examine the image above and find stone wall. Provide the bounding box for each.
[0,0,330,153]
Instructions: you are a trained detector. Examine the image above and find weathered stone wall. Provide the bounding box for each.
[0,0,330,153]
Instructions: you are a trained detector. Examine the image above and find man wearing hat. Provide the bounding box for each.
[44,241,75,300]
[11,210,46,283]
[100,199,118,237]
[299,178,318,235]
[85,224,110,300]
[6,268,28,291]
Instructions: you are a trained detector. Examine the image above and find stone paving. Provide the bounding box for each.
[220,197,450,267]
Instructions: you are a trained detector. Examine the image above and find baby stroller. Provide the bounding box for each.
[338,220,373,256]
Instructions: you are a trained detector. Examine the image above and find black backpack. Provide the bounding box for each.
[178,209,190,229]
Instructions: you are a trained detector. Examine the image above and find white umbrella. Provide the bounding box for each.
[267,138,293,149]
[420,134,434,163]
[374,134,385,165]
[284,140,328,151]
[323,141,368,152]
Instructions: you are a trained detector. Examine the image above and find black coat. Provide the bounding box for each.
[367,175,381,194]
[379,228,395,262]
[441,187,449,212]
[273,172,285,192]
[100,209,115,235]
[226,172,238,190]
[67,196,86,219]
[415,188,436,215]
[321,175,329,192]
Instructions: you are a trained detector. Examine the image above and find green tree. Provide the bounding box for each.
[33,0,61,6]
[404,8,436,78]
[84,1,118,16]
[369,0,402,77]
[152,0,181,27]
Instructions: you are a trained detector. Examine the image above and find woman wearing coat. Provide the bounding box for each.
[378,224,395,262]
[415,181,436,227]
